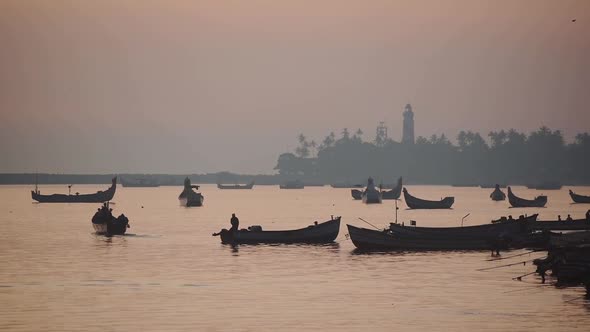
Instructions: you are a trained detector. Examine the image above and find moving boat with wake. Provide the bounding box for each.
[179,177,204,207]
[91,202,130,235]
[32,177,117,203]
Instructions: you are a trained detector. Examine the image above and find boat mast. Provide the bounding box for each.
[395,199,398,224]
[35,173,38,194]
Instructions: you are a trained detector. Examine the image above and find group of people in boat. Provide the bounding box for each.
[557,210,590,222]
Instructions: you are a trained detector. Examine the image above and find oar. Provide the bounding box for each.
[486,250,542,261]
[512,271,537,281]
[358,217,383,231]
[477,258,538,271]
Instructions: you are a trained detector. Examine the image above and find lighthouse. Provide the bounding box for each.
[402,104,415,144]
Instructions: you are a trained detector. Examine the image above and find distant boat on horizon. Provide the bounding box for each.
[217,181,255,189]
[121,177,160,187]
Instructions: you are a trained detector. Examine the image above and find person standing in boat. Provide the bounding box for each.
[586,210,590,222]
[230,213,240,232]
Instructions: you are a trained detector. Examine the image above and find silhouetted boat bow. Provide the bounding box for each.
[507,187,547,208]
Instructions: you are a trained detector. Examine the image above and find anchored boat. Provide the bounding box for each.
[403,188,454,209]
[507,187,547,208]
[214,216,341,244]
[32,177,117,203]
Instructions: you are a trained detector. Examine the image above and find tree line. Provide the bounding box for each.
[274,126,590,185]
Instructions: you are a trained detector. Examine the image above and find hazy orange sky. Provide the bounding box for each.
[1,0,588,174]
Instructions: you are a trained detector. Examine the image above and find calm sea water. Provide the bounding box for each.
[1,184,590,331]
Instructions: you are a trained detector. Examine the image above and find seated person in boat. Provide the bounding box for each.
[213,213,240,236]
[586,210,590,222]
[566,214,573,221]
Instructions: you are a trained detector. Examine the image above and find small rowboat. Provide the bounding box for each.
[507,187,547,208]
[570,190,590,204]
[403,188,454,209]
[490,184,506,201]
[216,216,341,244]
[351,189,362,200]
[381,177,402,200]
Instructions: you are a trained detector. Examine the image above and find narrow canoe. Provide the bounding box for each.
[217,181,255,189]
[381,177,402,200]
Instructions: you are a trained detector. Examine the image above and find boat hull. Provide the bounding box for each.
[490,188,506,201]
[381,177,402,200]
[403,189,454,209]
[32,178,117,203]
[219,217,341,244]
[570,191,590,204]
[347,224,512,251]
[351,189,362,200]
[507,187,547,207]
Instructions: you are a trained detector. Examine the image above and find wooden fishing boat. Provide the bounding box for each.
[507,187,547,208]
[490,185,506,201]
[347,224,515,251]
[570,190,590,204]
[280,180,304,189]
[362,177,382,204]
[215,216,341,244]
[389,215,537,239]
[402,188,454,209]
[351,189,362,200]
[217,181,255,189]
[179,177,204,207]
[32,177,117,203]
[381,177,402,200]
[121,177,159,187]
[91,202,130,235]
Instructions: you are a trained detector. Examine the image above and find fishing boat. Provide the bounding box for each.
[280,180,304,189]
[32,177,117,203]
[121,177,159,187]
[351,189,363,200]
[507,187,547,208]
[217,181,255,189]
[179,177,204,207]
[490,184,506,201]
[381,177,402,200]
[362,177,382,204]
[91,202,130,235]
[570,190,590,204]
[346,224,515,251]
[402,188,454,209]
[389,215,537,239]
[214,216,341,244]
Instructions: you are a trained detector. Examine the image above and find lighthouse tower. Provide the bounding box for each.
[402,104,415,144]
